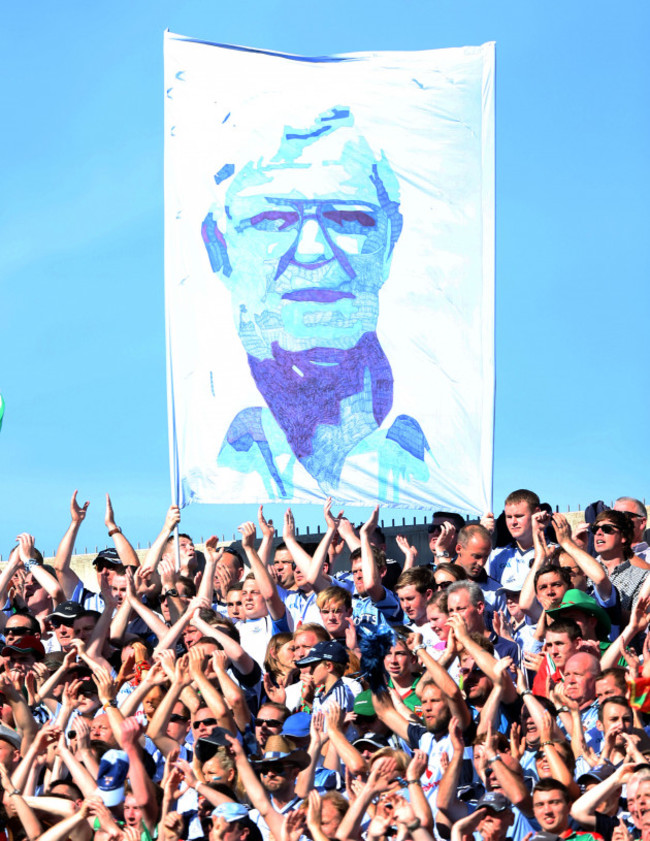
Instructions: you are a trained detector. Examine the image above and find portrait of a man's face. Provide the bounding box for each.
[165,35,494,512]
[202,110,403,360]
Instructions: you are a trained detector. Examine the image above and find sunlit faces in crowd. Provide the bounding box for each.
[503,490,541,548]
[202,747,237,787]
[426,591,450,642]
[562,653,600,706]
[595,668,628,704]
[614,497,648,545]
[316,587,353,638]
[534,565,571,610]
[123,790,145,828]
[454,526,492,580]
[254,703,289,750]
[532,782,571,834]
[427,513,465,555]
[446,582,486,635]
[166,701,191,742]
[534,741,575,779]
[225,584,244,621]
[596,697,634,750]
[458,652,492,707]
[555,554,588,592]
[271,547,296,590]
[395,568,434,626]
[591,510,635,560]
[543,622,581,671]
[415,680,451,735]
[90,713,117,747]
[350,547,386,598]
[383,636,418,685]
[241,574,268,620]
[292,626,329,666]
[110,574,128,607]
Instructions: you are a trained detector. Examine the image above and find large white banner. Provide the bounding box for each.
[165,33,495,514]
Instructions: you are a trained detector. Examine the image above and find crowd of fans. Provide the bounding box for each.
[1,489,649,841]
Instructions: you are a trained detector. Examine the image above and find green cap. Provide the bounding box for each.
[353,690,375,717]
[546,588,611,640]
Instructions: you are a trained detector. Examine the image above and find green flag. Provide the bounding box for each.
[0,393,4,431]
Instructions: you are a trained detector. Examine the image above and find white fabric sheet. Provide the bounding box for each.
[165,33,495,514]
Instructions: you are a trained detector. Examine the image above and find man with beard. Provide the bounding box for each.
[371,651,472,802]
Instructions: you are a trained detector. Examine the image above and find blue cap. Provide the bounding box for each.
[281,712,311,739]
[212,803,250,822]
[295,640,348,667]
[96,749,129,807]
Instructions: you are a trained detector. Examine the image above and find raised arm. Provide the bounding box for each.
[53,491,89,599]
[435,717,469,836]
[360,506,385,602]
[104,494,139,569]
[553,513,612,600]
[448,614,518,703]
[142,505,181,571]
[408,633,471,729]
[283,507,333,591]
[257,506,276,569]
[519,512,550,618]
[121,717,159,832]
[240,521,285,620]
[370,689,412,743]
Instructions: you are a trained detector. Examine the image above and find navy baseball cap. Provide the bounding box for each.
[295,640,348,667]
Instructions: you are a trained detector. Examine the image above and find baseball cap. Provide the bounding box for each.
[476,792,509,812]
[295,640,348,668]
[352,733,390,752]
[1,635,45,661]
[353,690,375,717]
[195,729,232,763]
[212,803,250,822]
[0,725,21,749]
[93,548,124,568]
[47,601,84,622]
[281,712,311,739]
[96,749,129,806]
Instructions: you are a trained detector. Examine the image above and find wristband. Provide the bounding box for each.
[108,527,122,537]
[103,700,118,709]
[486,754,501,764]
[435,551,450,558]
[557,705,569,713]
[540,740,554,747]
[412,644,427,654]
[164,588,179,598]
[407,780,421,786]
[521,689,532,697]
[406,820,421,832]
[8,790,21,797]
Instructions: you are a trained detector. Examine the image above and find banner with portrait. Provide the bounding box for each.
[165,33,495,514]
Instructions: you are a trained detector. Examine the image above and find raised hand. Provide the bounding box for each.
[263,672,287,705]
[238,521,257,549]
[360,505,379,536]
[159,558,178,590]
[71,490,90,524]
[204,535,224,566]
[434,522,457,554]
[395,534,418,565]
[164,505,181,534]
[105,494,117,530]
[281,808,306,841]
[15,533,36,564]
[406,748,428,782]
[306,790,322,829]
[283,509,296,541]
[551,513,572,545]
[480,512,495,534]
[258,506,275,539]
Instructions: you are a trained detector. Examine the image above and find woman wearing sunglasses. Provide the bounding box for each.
[590,510,646,615]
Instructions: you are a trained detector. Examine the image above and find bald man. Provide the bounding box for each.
[559,652,601,747]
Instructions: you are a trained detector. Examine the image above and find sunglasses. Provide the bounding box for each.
[50,618,76,629]
[590,524,620,535]
[193,718,217,729]
[459,665,483,676]
[5,627,32,636]
[259,763,292,775]
[433,580,453,590]
[169,713,190,723]
[256,718,283,728]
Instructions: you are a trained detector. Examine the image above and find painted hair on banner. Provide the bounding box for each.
[165,35,495,514]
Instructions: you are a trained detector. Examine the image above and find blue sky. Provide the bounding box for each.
[1,1,648,558]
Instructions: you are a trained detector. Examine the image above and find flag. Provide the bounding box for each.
[0,393,5,432]
[628,676,650,712]
[165,33,495,513]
